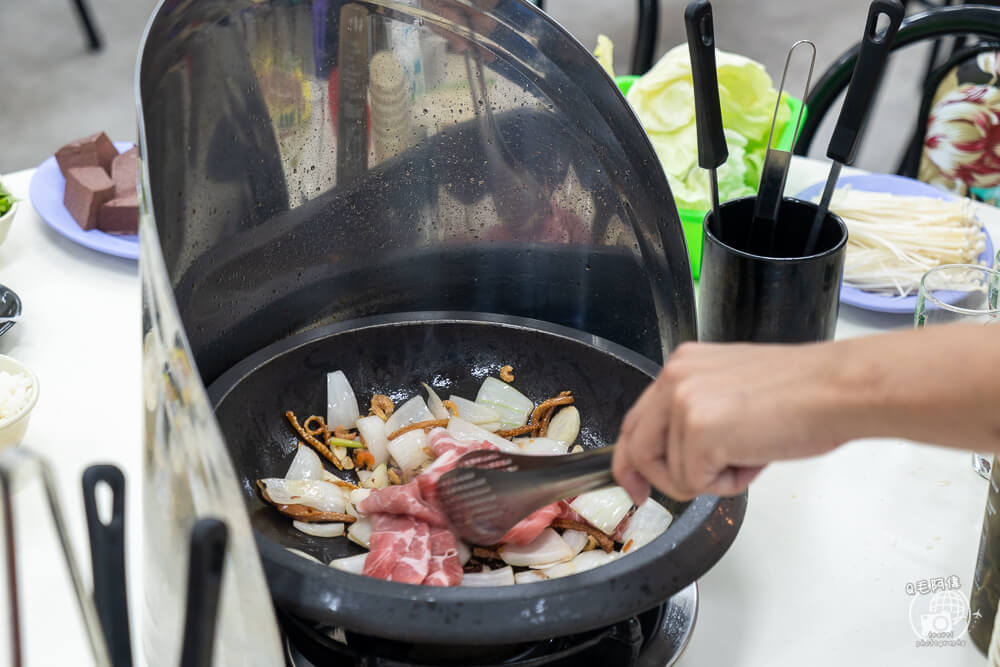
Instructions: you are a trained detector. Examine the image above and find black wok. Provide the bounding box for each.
[208,312,744,645]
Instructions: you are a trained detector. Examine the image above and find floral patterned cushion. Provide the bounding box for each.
[920,52,1000,205]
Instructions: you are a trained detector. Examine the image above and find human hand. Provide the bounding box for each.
[612,340,848,503]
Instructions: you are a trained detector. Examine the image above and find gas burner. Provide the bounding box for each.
[283,584,697,667]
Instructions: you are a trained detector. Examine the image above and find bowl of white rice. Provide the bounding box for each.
[0,355,38,449]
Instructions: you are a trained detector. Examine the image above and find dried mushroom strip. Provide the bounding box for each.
[441,399,459,416]
[257,481,356,523]
[285,411,343,469]
[471,546,503,561]
[497,390,575,438]
[387,418,449,441]
[550,519,614,553]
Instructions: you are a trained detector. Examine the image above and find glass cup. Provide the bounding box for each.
[915,264,1000,478]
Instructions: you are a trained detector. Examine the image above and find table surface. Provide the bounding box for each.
[0,156,994,667]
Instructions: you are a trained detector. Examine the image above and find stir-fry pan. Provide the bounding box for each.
[208,312,745,645]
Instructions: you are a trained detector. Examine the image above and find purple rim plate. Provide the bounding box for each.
[795,173,994,314]
[28,141,138,261]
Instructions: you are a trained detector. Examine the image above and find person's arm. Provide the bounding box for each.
[611,323,1000,504]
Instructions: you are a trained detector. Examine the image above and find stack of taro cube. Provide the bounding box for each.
[56,132,138,235]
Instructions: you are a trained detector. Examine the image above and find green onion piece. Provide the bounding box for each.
[327,436,365,449]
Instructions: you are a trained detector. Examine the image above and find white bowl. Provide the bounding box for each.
[0,355,39,449]
[0,199,17,247]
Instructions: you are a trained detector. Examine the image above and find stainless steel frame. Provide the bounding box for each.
[137,0,696,663]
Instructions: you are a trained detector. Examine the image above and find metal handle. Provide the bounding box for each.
[827,0,904,164]
[511,446,615,505]
[179,518,229,667]
[684,0,728,171]
[82,465,132,667]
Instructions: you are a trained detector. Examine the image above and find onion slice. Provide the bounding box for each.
[356,415,390,465]
[347,517,373,549]
[349,488,372,509]
[514,437,569,456]
[560,529,589,557]
[327,371,360,428]
[286,548,323,564]
[538,550,620,579]
[499,528,573,568]
[448,395,501,429]
[329,553,368,574]
[384,396,434,435]
[446,417,520,453]
[285,445,324,480]
[545,406,580,444]
[387,429,431,474]
[456,540,472,566]
[461,566,515,587]
[422,382,450,420]
[570,487,633,535]
[293,521,345,538]
[620,499,673,554]
[514,570,548,584]
[475,377,533,429]
[258,479,347,513]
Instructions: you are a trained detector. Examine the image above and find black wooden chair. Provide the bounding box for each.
[529,0,659,74]
[900,0,1000,81]
[795,4,1000,185]
[71,0,102,51]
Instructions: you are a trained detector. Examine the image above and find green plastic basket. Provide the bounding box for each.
[616,74,806,279]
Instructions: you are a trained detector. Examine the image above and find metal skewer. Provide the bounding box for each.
[748,40,815,256]
[1,448,112,667]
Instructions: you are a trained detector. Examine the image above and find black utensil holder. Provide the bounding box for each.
[699,196,848,343]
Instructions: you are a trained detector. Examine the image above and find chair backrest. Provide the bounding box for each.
[911,44,1000,204]
[795,5,1000,168]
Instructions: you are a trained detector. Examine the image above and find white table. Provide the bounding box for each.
[0,157,994,666]
[0,167,141,667]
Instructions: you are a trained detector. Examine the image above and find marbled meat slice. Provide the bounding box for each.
[363,514,430,584]
[358,481,448,527]
[500,502,562,545]
[556,500,587,524]
[363,514,410,579]
[427,428,497,457]
[415,448,463,508]
[423,526,463,586]
[391,519,431,584]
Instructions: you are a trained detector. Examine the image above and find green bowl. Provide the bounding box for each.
[616,75,806,279]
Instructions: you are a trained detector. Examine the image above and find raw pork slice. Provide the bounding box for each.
[557,500,587,524]
[358,481,448,527]
[501,503,562,545]
[423,526,463,586]
[428,428,497,457]
[363,514,431,584]
[416,448,462,508]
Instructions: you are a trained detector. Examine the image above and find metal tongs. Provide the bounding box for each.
[1,450,229,667]
[437,445,615,545]
[748,40,815,255]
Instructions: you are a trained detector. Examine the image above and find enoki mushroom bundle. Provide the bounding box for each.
[828,188,987,297]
